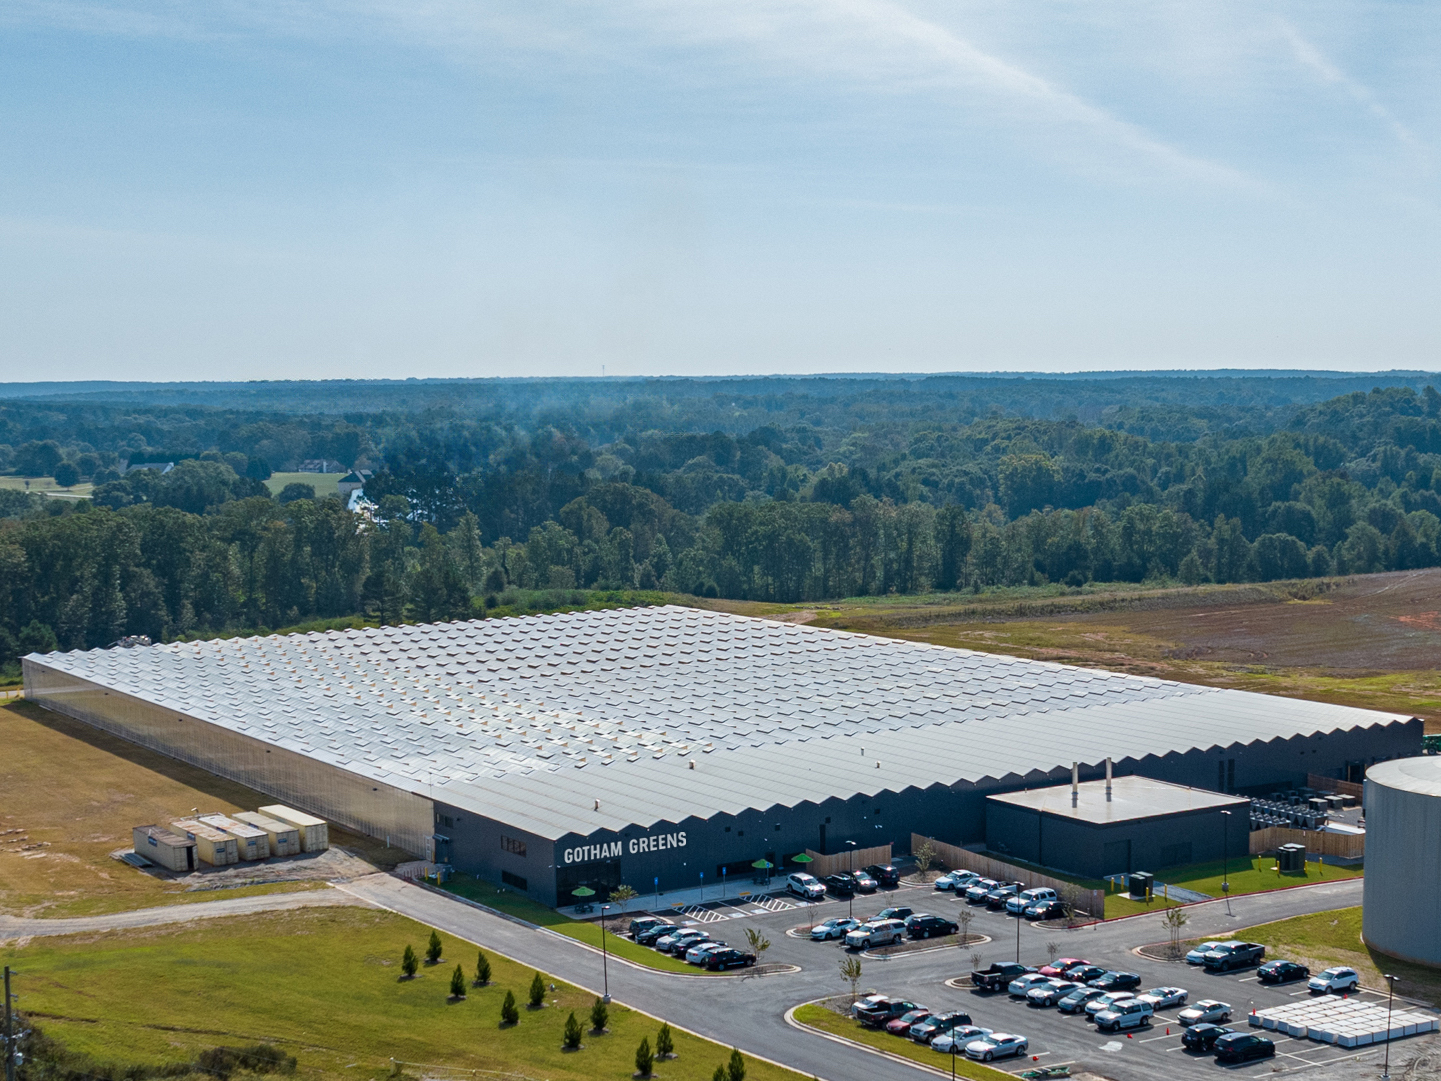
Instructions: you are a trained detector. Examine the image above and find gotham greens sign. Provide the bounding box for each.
[562,829,688,864]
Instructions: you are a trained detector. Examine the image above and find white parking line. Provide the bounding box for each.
[1137,1032,1173,1043]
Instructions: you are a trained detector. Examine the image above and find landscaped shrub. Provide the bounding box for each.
[449,965,466,999]
[634,1037,653,1078]
[401,945,418,978]
[426,930,443,964]
[563,1012,582,1050]
[655,1023,674,1059]
[528,971,545,1008]
[590,997,609,1033]
[474,950,492,986]
[500,990,519,1026]
[726,1048,746,1081]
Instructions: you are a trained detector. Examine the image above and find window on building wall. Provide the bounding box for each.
[501,871,528,890]
[501,836,527,857]
[437,813,454,828]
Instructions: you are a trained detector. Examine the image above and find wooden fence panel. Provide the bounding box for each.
[801,844,892,879]
[1307,773,1365,801]
[911,834,1106,918]
[1248,826,1364,860]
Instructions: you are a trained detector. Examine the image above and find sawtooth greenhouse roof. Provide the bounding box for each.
[26,604,1409,839]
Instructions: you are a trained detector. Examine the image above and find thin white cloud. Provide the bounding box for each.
[1279,20,1429,164]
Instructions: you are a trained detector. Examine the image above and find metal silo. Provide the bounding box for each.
[1363,757,1441,966]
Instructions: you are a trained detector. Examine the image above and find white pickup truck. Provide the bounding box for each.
[844,918,907,950]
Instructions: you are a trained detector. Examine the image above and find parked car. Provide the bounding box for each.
[1084,992,1135,1019]
[1005,887,1057,916]
[1056,987,1107,1014]
[855,998,923,1027]
[629,916,667,938]
[964,879,1002,903]
[687,940,730,962]
[970,962,1035,992]
[863,863,901,887]
[1039,957,1089,977]
[1180,1023,1234,1051]
[985,884,1022,910]
[1201,941,1265,971]
[1136,986,1189,1010]
[845,919,906,950]
[886,1009,934,1036]
[875,906,913,922]
[1061,963,1106,983]
[1026,980,1079,1007]
[1184,941,1225,965]
[684,940,728,964]
[1088,971,1141,991]
[810,917,861,941]
[1213,1032,1276,1063]
[703,948,756,971]
[910,1011,972,1044]
[635,920,676,945]
[1309,966,1361,994]
[1008,973,1054,997]
[907,914,958,939]
[1258,960,1310,984]
[1024,899,1070,921]
[849,994,887,1018]
[1178,999,1233,1026]
[929,1026,992,1054]
[1095,999,1154,1032]
[823,873,857,897]
[786,872,826,900]
[656,929,709,954]
[964,1033,1028,1062]
[852,870,879,893]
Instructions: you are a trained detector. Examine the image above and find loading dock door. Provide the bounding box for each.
[1102,839,1132,875]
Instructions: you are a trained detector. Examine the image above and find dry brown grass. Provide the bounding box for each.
[0,700,402,918]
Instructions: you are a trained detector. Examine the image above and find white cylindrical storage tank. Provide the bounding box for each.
[1363,757,1441,966]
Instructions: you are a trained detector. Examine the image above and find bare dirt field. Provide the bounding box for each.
[709,569,1441,730]
[0,700,405,918]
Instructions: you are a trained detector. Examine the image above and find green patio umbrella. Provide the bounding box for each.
[751,859,773,869]
[790,853,814,865]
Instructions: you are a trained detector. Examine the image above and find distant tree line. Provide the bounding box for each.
[5,383,1441,671]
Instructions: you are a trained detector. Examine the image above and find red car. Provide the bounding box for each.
[1039,957,1089,977]
[886,1009,934,1036]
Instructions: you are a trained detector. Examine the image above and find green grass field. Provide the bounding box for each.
[264,471,345,498]
[0,475,93,498]
[439,874,705,974]
[1,907,807,1081]
[1102,855,1363,918]
[791,1002,1013,1080]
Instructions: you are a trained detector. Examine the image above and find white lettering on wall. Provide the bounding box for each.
[565,830,686,866]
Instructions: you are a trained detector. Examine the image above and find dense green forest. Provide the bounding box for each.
[4,373,1441,674]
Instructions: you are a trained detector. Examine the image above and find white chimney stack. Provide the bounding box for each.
[1106,757,1113,802]
[1071,762,1079,807]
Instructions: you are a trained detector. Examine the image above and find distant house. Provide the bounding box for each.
[297,459,343,473]
[337,471,366,498]
[123,461,174,475]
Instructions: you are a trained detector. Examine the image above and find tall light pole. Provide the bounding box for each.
[1219,810,1232,915]
[1014,883,1023,963]
[846,841,857,920]
[1383,974,1399,1079]
[600,903,611,1002]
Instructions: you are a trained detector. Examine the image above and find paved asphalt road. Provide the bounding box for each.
[337,873,1432,1081]
[0,886,370,939]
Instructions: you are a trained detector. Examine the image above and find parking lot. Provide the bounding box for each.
[618,875,1436,1081]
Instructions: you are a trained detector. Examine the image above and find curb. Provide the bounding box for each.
[337,879,832,1081]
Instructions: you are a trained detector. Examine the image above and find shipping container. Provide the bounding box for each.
[131,825,196,872]
[171,817,240,866]
[234,811,302,857]
[259,804,329,852]
[198,813,272,861]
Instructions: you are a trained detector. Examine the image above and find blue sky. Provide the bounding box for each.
[1,1,1437,379]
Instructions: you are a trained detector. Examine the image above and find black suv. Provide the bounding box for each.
[704,948,757,971]
[635,921,676,945]
[1180,1024,1233,1051]
[1024,899,1069,921]
[864,863,901,887]
[1257,960,1309,984]
[823,874,857,897]
[874,906,913,921]
[1088,971,1141,991]
[1214,1033,1275,1063]
[907,914,959,939]
[1204,942,1266,972]
[855,999,922,1027]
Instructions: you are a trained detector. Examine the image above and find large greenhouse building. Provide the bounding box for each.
[23,605,1418,905]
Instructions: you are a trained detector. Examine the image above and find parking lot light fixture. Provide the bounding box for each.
[846,841,857,919]
[1383,973,1399,1079]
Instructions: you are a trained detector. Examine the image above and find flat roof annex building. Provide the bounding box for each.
[23,605,1420,906]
